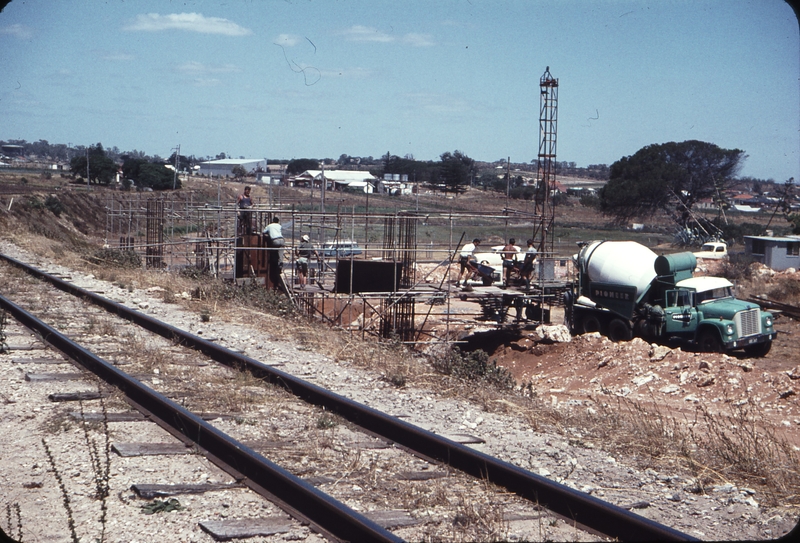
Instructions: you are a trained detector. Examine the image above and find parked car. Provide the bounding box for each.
[322,240,362,258]
[693,241,728,260]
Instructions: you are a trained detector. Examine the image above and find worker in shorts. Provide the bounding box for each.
[456,238,480,286]
[295,234,317,288]
[520,239,538,290]
[500,238,519,288]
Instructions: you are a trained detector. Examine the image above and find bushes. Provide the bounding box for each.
[432,348,515,390]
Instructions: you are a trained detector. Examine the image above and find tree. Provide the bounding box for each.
[599,140,745,224]
[287,158,320,175]
[439,150,474,193]
[69,143,117,185]
[122,157,177,190]
[231,165,247,180]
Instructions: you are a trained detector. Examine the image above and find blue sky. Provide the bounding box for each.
[1,0,798,182]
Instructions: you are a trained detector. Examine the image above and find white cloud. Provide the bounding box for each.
[274,34,301,47]
[124,13,251,36]
[342,25,394,43]
[0,23,33,39]
[177,61,240,74]
[402,33,435,47]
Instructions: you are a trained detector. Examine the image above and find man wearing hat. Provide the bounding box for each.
[295,234,317,288]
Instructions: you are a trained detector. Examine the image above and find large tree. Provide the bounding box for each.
[122,157,177,190]
[439,150,474,193]
[70,143,117,185]
[599,140,745,224]
[286,158,320,175]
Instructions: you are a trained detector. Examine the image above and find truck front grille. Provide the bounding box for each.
[735,308,761,338]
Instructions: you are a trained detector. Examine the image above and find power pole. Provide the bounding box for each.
[172,144,180,190]
[86,147,90,190]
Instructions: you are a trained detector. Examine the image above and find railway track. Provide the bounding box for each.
[0,252,696,542]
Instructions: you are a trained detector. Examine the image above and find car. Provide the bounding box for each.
[322,240,362,258]
[693,241,728,260]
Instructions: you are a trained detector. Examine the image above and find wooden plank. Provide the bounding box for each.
[132,483,242,499]
[48,392,105,402]
[70,411,146,422]
[113,443,194,456]
[198,518,293,540]
[113,440,291,457]
[364,510,420,529]
[303,475,335,486]
[396,471,448,481]
[11,357,69,365]
[25,372,84,382]
[6,345,46,351]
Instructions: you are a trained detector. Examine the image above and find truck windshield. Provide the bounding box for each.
[696,286,733,304]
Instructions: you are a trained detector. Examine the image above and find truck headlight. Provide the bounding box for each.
[765,316,773,328]
[725,323,735,335]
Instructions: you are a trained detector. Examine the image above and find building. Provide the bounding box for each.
[197,158,267,177]
[292,170,376,193]
[743,235,800,271]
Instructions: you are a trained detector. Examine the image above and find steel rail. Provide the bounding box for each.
[0,253,696,542]
[0,292,401,543]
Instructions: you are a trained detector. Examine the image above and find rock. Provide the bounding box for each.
[738,361,754,373]
[697,375,715,387]
[788,367,800,380]
[659,384,680,394]
[535,324,571,343]
[633,373,657,387]
[699,360,713,371]
[779,389,796,400]
[649,345,672,361]
[597,356,612,368]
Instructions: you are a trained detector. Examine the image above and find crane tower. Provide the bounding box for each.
[534,66,558,257]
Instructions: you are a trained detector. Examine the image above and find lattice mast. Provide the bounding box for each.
[535,66,558,256]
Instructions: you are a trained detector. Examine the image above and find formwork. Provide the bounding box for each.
[102,192,573,349]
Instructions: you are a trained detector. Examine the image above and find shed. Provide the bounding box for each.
[743,235,800,271]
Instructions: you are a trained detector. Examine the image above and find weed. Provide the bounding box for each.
[317,412,339,430]
[2,503,23,542]
[432,348,515,390]
[92,248,142,269]
[44,195,66,217]
[140,498,184,515]
[0,310,9,354]
[41,439,79,543]
[162,287,177,304]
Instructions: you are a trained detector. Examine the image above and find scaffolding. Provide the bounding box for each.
[101,192,573,349]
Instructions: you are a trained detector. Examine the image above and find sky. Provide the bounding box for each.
[0,0,798,182]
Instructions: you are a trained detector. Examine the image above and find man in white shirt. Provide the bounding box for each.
[457,238,481,286]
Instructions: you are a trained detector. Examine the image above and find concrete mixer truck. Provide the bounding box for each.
[564,241,776,356]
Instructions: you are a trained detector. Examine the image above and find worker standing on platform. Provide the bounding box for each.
[456,238,480,286]
[500,238,519,288]
[295,234,317,288]
[263,217,284,269]
[236,186,253,235]
[520,238,538,291]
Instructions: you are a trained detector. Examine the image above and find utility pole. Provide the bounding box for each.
[172,144,180,190]
[86,147,90,190]
[321,162,326,213]
[505,156,511,209]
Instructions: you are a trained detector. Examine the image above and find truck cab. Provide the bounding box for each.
[673,276,775,355]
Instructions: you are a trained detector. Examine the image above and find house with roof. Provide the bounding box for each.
[292,170,376,193]
[743,235,800,271]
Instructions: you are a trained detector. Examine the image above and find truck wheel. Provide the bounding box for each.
[698,330,723,353]
[608,319,632,342]
[580,315,602,334]
[744,340,772,358]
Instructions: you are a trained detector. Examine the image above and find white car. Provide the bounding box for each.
[693,242,728,260]
[473,244,521,267]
